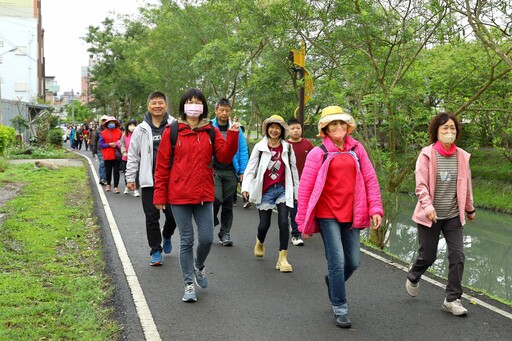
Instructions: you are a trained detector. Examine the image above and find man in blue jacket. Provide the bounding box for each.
[212,98,249,246]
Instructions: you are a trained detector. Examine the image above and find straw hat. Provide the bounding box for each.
[261,115,289,137]
[317,106,356,137]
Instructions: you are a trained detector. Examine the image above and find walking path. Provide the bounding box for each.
[74,148,512,341]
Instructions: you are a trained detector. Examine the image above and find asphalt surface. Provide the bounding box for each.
[74,148,512,341]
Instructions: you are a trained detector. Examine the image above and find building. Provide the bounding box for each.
[0,0,45,141]
[81,56,96,105]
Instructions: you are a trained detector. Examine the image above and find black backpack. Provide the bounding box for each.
[168,120,216,168]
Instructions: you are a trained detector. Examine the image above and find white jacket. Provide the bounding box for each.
[126,115,176,188]
[241,136,299,208]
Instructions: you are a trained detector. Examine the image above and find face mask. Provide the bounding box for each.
[184,103,203,117]
[107,123,116,129]
[128,125,135,132]
[328,125,346,142]
[438,133,456,144]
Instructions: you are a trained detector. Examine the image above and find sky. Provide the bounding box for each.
[42,0,157,95]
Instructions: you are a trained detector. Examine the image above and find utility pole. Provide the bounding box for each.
[288,41,313,133]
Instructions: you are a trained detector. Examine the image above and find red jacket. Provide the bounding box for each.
[100,128,122,160]
[153,119,239,205]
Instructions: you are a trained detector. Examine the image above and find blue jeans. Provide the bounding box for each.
[171,203,214,285]
[318,219,361,316]
[97,149,107,181]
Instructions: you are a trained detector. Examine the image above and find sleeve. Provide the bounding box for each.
[356,144,384,218]
[99,134,109,149]
[120,133,127,154]
[415,152,434,216]
[153,126,173,205]
[238,131,249,174]
[295,148,322,228]
[125,131,141,182]
[465,157,475,213]
[241,144,261,193]
[288,145,300,199]
[213,128,239,164]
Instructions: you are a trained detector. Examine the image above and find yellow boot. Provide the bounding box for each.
[254,237,265,257]
[276,250,293,272]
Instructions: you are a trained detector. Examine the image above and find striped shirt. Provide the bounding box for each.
[433,150,459,220]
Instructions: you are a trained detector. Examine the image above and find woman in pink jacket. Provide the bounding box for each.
[406,112,475,316]
[296,106,383,329]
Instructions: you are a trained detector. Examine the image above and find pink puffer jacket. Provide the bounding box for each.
[296,136,383,235]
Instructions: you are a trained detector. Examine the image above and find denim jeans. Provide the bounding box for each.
[97,149,107,181]
[318,219,361,316]
[171,203,214,285]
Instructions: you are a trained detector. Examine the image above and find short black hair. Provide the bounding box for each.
[178,88,208,120]
[428,112,461,144]
[288,118,301,126]
[215,98,231,109]
[147,91,167,104]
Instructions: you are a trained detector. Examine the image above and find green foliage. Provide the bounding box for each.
[0,125,16,156]
[47,128,64,147]
[0,164,119,339]
[6,144,73,159]
[9,115,28,135]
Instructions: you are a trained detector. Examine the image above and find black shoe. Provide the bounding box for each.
[219,234,233,246]
[99,179,107,185]
[335,314,351,328]
[325,275,332,301]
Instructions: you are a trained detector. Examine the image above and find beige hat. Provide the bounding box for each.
[317,106,356,137]
[103,116,120,128]
[261,115,289,138]
[100,115,109,122]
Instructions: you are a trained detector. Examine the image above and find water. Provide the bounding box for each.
[384,194,512,303]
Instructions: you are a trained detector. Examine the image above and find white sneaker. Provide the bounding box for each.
[124,187,129,195]
[291,236,304,246]
[406,279,419,297]
[442,298,468,316]
[133,190,140,197]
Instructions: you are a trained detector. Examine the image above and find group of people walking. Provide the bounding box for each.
[85,89,475,329]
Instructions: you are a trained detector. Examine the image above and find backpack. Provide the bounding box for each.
[168,120,216,168]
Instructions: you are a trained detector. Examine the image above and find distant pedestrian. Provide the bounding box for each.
[211,98,249,246]
[76,126,83,151]
[286,118,314,246]
[406,112,475,316]
[83,125,90,151]
[296,106,383,329]
[121,119,139,197]
[99,116,122,194]
[126,92,177,267]
[69,125,76,150]
[93,115,109,185]
[153,88,239,302]
[241,115,299,273]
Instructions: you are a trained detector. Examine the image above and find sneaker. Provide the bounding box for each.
[124,187,130,195]
[243,202,252,209]
[194,265,208,288]
[291,236,304,246]
[219,234,234,246]
[442,298,468,316]
[335,314,351,329]
[99,179,107,185]
[133,190,140,197]
[406,278,419,297]
[150,251,162,266]
[163,238,172,254]
[182,283,197,302]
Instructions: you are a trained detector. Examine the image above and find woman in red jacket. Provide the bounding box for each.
[153,88,239,303]
[99,116,123,193]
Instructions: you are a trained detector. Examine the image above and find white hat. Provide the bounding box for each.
[261,115,289,137]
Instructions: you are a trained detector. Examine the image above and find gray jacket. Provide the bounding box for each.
[126,114,176,188]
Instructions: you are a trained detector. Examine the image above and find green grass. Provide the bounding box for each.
[0,163,119,340]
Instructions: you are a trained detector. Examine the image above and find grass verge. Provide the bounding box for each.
[0,162,119,340]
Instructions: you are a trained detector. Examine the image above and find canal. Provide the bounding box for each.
[379,194,512,303]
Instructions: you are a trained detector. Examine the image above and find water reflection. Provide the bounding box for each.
[382,194,512,303]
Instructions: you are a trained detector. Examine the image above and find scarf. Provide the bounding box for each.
[434,141,456,157]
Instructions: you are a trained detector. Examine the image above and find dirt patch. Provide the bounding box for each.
[8,159,84,167]
[0,181,21,221]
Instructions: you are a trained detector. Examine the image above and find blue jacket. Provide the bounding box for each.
[211,117,249,175]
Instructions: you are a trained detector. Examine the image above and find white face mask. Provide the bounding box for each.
[438,133,456,144]
[128,125,135,132]
[184,103,203,117]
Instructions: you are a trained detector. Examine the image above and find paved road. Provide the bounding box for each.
[76,149,512,341]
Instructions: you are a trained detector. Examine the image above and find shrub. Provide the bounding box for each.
[48,128,64,147]
[0,125,16,156]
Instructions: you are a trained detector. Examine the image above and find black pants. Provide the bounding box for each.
[104,159,120,187]
[213,169,238,238]
[141,187,177,255]
[257,203,289,250]
[407,216,465,301]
